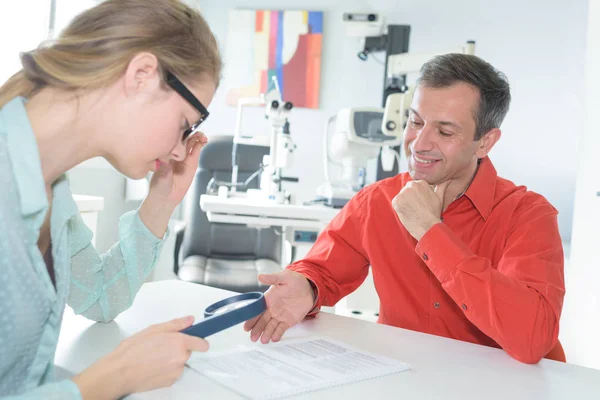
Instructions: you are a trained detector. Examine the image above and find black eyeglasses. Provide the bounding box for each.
[165,71,210,142]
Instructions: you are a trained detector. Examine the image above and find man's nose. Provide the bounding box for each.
[411,125,436,152]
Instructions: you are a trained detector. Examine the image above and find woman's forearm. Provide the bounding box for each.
[138,194,176,239]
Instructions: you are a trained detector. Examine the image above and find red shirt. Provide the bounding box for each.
[289,157,565,364]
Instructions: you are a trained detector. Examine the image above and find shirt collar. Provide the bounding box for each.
[462,156,497,220]
[2,97,48,218]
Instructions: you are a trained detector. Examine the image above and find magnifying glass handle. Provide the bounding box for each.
[180,293,266,338]
[181,316,223,338]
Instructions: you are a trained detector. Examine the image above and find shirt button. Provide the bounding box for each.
[462,304,468,311]
[423,253,429,261]
[434,302,440,309]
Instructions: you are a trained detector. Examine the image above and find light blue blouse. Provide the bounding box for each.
[0,97,167,399]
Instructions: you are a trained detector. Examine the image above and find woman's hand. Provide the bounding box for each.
[73,316,208,400]
[149,134,208,207]
[138,134,207,238]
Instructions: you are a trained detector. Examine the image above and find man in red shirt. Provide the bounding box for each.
[244,54,565,364]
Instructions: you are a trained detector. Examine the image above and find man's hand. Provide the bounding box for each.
[244,270,315,344]
[392,180,450,240]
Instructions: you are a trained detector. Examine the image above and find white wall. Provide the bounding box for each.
[0,1,50,83]
[560,0,600,370]
[196,0,588,243]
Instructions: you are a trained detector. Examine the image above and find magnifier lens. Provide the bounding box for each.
[212,299,256,315]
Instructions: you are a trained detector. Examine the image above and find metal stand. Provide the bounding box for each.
[360,24,411,181]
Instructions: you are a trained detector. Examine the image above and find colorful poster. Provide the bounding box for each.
[225,9,323,109]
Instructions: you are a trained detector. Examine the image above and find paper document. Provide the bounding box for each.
[187,337,410,400]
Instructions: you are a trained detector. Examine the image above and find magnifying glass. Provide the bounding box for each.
[180,292,267,338]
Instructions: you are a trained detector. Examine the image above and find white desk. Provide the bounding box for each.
[73,194,105,213]
[200,194,339,230]
[73,194,104,247]
[55,280,600,400]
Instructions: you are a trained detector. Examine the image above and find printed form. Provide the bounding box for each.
[188,337,411,400]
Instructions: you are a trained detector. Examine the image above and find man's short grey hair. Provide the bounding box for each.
[416,53,511,141]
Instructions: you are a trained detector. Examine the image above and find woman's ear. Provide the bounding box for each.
[122,52,161,98]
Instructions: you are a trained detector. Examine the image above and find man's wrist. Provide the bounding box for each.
[416,218,442,241]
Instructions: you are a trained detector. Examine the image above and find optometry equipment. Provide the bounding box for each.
[181,292,266,338]
[316,100,404,208]
[342,12,385,38]
[224,77,297,203]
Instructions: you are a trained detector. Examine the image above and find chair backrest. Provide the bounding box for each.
[178,135,282,266]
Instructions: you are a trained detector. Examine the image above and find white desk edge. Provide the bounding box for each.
[55,280,600,400]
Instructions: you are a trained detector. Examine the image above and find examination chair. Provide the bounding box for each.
[173,135,283,293]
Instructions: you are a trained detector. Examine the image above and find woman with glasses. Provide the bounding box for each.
[0,0,220,398]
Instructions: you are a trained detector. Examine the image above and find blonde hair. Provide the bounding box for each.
[0,0,222,107]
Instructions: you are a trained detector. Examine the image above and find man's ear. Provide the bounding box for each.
[475,128,502,158]
[122,52,161,98]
